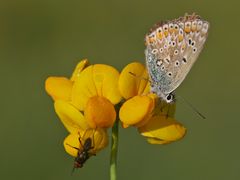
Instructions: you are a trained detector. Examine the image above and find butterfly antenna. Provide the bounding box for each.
[177,95,206,119]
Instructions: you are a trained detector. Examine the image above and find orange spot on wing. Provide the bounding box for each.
[184,27,191,33]
[164,31,169,37]
[157,32,163,40]
[178,35,183,42]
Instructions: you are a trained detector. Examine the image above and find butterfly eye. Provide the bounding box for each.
[169,23,174,29]
[159,48,163,53]
[166,93,174,102]
[174,24,179,30]
[168,72,172,77]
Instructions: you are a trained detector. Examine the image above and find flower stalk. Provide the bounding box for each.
[110,118,119,180]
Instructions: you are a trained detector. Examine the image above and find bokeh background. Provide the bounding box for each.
[1,0,240,179]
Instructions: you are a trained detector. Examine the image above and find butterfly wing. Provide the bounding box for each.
[145,14,209,98]
[167,18,209,94]
[145,41,173,98]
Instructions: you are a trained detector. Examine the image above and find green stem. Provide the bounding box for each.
[110,119,119,180]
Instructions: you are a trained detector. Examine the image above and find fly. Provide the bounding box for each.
[66,132,95,174]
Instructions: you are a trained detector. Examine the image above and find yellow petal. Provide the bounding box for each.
[119,62,149,99]
[121,122,130,128]
[54,100,89,133]
[71,65,97,110]
[142,82,151,95]
[84,96,116,128]
[119,95,154,127]
[63,128,109,157]
[137,69,150,95]
[146,138,167,144]
[139,115,187,144]
[70,59,89,81]
[71,64,122,110]
[45,77,73,101]
[93,64,122,104]
[147,93,158,106]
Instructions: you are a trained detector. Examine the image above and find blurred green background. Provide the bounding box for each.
[1,0,240,179]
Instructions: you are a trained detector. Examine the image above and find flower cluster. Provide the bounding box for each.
[45,59,186,158]
[118,62,186,144]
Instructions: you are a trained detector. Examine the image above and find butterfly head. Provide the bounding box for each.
[165,93,175,103]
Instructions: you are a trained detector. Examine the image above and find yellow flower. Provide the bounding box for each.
[71,62,122,128]
[45,59,122,129]
[45,59,122,157]
[118,62,186,144]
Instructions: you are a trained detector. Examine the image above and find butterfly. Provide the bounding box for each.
[145,13,209,103]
